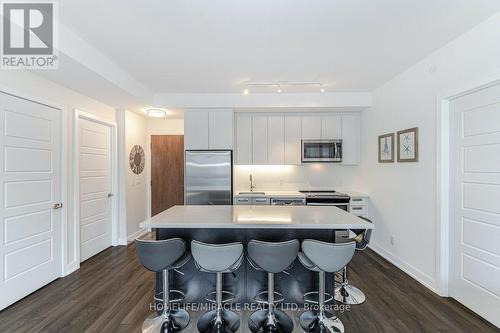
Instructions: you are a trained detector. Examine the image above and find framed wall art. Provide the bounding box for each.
[397,127,418,162]
[378,133,394,163]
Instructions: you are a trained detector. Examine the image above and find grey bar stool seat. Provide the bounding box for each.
[191,240,244,333]
[247,239,299,333]
[298,240,356,333]
[135,238,191,333]
[334,217,373,305]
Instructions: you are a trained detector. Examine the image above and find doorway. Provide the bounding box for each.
[151,135,184,216]
[78,118,114,262]
[448,82,500,328]
[0,91,63,310]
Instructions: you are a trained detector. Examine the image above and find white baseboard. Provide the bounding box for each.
[369,242,439,294]
[62,262,79,277]
[126,227,149,243]
[117,238,128,246]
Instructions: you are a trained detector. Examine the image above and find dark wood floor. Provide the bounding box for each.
[0,237,498,333]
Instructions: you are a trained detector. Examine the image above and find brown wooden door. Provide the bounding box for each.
[151,135,184,216]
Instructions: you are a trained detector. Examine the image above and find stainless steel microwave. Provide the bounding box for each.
[301,139,342,162]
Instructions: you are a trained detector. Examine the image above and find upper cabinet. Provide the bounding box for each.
[321,115,342,139]
[184,109,233,150]
[252,115,268,165]
[184,111,209,150]
[235,114,252,164]
[233,112,361,165]
[209,111,233,149]
[341,114,361,165]
[284,114,301,165]
[268,114,285,165]
[301,115,322,140]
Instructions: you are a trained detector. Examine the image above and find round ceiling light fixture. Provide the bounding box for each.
[146,108,168,118]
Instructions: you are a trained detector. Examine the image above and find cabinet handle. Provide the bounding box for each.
[351,207,362,210]
[237,198,249,202]
[352,198,362,202]
[53,203,63,210]
[255,198,267,202]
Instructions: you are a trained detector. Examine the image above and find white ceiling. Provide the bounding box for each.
[58,0,500,94]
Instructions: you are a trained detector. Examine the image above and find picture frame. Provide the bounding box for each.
[378,133,394,163]
[397,127,418,162]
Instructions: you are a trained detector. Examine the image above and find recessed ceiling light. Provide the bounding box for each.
[146,108,167,118]
[320,86,325,93]
[243,88,249,95]
[277,86,282,93]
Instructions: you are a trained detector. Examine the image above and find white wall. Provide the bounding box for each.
[0,70,116,274]
[148,118,184,135]
[124,111,148,240]
[359,12,500,292]
[234,165,360,193]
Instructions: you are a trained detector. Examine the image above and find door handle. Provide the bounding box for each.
[53,203,63,210]
[108,193,114,198]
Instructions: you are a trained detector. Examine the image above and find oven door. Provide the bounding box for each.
[302,140,341,162]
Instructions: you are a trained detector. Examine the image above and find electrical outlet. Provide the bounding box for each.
[390,236,395,246]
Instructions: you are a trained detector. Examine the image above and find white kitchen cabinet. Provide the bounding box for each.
[184,110,209,150]
[284,114,302,165]
[252,115,268,165]
[302,115,322,140]
[235,114,253,165]
[209,111,233,149]
[341,114,361,165]
[267,115,285,165]
[321,115,342,139]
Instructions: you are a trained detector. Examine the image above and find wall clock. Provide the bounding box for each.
[129,145,145,174]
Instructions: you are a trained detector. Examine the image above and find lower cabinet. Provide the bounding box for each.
[234,196,270,205]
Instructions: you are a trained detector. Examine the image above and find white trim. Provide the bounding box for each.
[0,86,68,279]
[436,77,500,297]
[73,109,119,267]
[146,131,152,221]
[126,227,149,243]
[369,243,438,293]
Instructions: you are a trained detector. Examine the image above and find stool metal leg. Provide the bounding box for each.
[198,272,240,333]
[334,266,366,305]
[249,273,294,333]
[300,272,344,333]
[142,269,190,333]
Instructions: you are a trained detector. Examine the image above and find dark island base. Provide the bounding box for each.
[155,228,340,305]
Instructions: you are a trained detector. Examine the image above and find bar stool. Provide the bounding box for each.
[191,240,244,333]
[334,217,373,305]
[298,239,356,333]
[135,238,191,333]
[247,239,299,333]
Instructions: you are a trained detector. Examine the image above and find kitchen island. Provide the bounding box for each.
[140,205,373,305]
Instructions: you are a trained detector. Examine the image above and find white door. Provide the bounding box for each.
[0,92,62,310]
[449,83,500,328]
[79,118,112,262]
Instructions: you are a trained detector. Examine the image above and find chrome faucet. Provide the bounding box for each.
[250,173,256,192]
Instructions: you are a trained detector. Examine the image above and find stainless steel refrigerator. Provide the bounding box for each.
[184,150,233,205]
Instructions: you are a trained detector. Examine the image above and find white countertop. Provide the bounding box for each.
[141,205,374,229]
[233,190,369,199]
[234,191,305,198]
